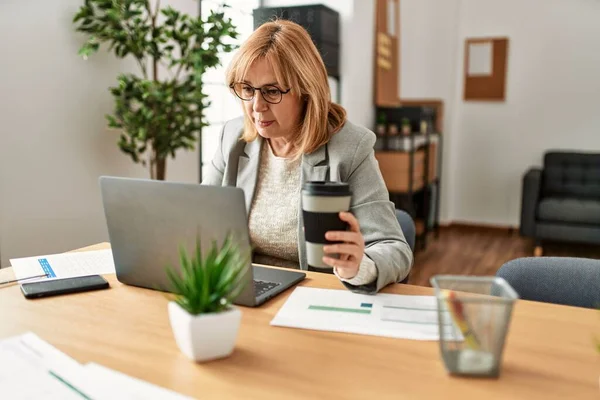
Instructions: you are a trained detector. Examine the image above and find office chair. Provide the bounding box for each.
[496,257,600,309]
[396,209,416,284]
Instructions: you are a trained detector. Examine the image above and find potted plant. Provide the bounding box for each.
[165,234,250,362]
[401,118,412,136]
[376,112,387,136]
[73,0,238,180]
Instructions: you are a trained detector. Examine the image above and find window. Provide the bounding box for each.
[201,0,259,181]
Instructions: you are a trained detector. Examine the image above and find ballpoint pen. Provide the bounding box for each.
[443,289,481,350]
[0,273,48,286]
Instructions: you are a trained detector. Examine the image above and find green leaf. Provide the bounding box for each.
[165,233,249,315]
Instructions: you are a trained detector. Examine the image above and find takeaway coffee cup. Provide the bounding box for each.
[301,181,352,272]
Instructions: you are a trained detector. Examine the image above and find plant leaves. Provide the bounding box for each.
[73,0,238,172]
[164,232,249,315]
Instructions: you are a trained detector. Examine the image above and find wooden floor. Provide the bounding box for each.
[409,226,600,287]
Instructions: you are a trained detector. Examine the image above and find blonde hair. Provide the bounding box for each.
[225,19,347,156]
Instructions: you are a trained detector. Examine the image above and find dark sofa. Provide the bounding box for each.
[520,151,600,255]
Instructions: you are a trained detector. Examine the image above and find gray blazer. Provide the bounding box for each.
[203,116,413,293]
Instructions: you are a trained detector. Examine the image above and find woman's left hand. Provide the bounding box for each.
[322,211,365,279]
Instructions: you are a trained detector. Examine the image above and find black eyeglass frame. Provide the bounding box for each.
[229,82,291,105]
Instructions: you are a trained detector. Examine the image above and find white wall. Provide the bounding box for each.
[262,0,375,128]
[0,0,199,267]
[453,0,600,225]
[401,0,600,226]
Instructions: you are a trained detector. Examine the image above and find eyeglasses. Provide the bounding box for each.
[229,82,291,105]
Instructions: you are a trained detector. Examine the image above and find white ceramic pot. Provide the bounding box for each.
[168,302,242,362]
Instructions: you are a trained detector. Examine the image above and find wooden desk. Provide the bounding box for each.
[1,243,598,399]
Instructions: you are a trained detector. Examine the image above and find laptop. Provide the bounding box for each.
[98,176,306,306]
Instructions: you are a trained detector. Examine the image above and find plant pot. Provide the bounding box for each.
[168,301,242,362]
[402,125,411,136]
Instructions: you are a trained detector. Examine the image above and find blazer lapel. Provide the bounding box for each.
[301,144,329,183]
[236,137,262,213]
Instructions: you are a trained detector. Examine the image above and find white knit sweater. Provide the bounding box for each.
[248,141,302,269]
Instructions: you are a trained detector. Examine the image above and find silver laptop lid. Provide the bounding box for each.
[98,176,254,299]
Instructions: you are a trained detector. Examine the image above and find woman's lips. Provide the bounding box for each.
[257,120,274,128]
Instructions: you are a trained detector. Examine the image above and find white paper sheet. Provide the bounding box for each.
[271,287,451,341]
[0,333,91,399]
[0,333,192,399]
[71,363,193,400]
[10,249,115,283]
[468,42,493,76]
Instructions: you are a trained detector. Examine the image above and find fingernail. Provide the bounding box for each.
[325,232,332,239]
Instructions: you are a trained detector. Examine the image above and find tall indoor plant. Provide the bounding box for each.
[73,0,238,180]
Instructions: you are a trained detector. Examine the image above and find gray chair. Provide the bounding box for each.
[496,257,600,308]
[396,209,415,284]
[396,209,416,252]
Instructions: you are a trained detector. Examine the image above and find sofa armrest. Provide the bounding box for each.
[520,168,542,237]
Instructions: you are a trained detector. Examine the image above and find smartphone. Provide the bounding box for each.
[20,275,110,299]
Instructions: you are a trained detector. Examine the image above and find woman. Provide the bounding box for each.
[203,20,412,294]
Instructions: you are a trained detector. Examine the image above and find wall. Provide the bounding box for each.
[401,0,600,226]
[262,0,375,129]
[0,0,199,267]
[452,0,600,225]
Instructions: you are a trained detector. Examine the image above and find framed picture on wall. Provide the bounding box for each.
[464,37,509,101]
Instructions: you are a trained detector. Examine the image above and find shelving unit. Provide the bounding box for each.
[374,102,443,251]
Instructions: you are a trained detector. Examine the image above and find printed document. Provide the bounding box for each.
[271,287,452,340]
[0,333,89,399]
[10,249,115,282]
[73,363,193,400]
[0,332,192,399]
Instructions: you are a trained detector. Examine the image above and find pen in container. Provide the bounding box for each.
[443,289,481,350]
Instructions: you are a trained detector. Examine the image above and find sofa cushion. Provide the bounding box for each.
[538,197,600,224]
[543,152,600,199]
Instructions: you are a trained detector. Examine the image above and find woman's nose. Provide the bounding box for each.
[252,91,269,112]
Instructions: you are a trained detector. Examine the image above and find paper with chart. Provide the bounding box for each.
[271,287,455,340]
[0,332,192,399]
[10,249,115,283]
[0,332,90,399]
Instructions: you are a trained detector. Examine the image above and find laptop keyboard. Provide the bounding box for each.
[253,279,280,296]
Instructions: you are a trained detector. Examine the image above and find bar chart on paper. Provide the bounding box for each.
[10,250,116,283]
[271,287,453,340]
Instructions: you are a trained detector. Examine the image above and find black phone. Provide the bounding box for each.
[20,275,110,299]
